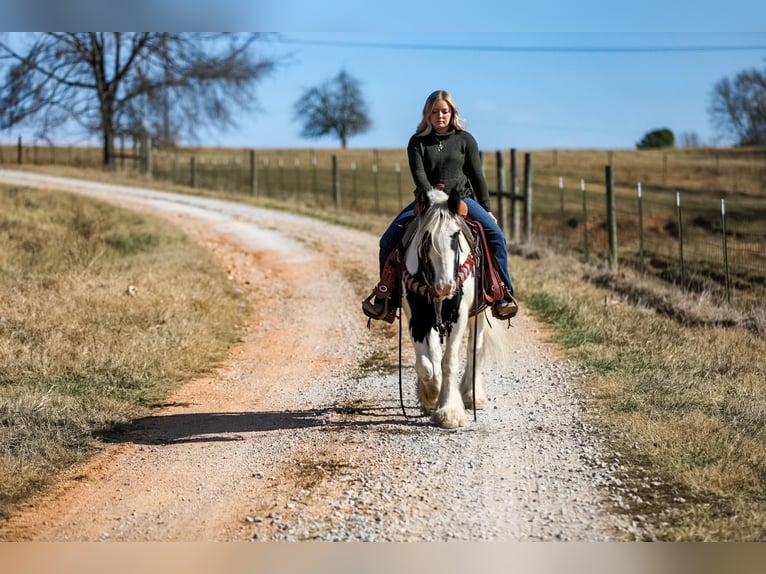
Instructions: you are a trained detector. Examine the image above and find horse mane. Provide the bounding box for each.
[414,189,460,251]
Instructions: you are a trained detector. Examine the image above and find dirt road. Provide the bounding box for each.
[0,170,630,541]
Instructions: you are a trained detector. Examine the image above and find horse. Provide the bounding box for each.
[401,187,505,429]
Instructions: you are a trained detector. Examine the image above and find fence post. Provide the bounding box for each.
[332,155,341,208]
[190,157,197,188]
[495,150,506,235]
[510,149,520,243]
[559,176,564,222]
[721,199,731,303]
[351,161,357,207]
[17,136,22,165]
[373,163,379,212]
[143,136,152,175]
[395,163,403,209]
[311,155,318,202]
[637,182,645,275]
[523,152,533,244]
[249,149,257,196]
[581,179,589,263]
[605,165,618,270]
[676,191,686,291]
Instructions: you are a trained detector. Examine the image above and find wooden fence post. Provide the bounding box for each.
[249,149,257,196]
[190,156,197,188]
[495,150,506,235]
[606,165,618,270]
[332,155,341,208]
[17,136,22,165]
[523,153,533,244]
[510,149,520,243]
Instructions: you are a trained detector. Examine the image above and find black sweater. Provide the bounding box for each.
[407,129,491,212]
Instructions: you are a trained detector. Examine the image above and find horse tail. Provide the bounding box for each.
[477,313,512,367]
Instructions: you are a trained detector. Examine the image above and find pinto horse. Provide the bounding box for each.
[402,187,503,429]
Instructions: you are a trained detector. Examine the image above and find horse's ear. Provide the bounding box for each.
[415,189,431,216]
[447,187,462,215]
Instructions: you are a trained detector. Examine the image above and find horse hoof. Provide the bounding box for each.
[462,396,487,410]
[432,408,467,429]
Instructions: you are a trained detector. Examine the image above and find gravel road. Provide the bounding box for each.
[0,169,632,541]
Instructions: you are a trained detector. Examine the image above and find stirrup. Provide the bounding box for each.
[492,294,519,320]
[362,290,396,324]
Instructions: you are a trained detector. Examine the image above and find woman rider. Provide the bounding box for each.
[363,89,518,322]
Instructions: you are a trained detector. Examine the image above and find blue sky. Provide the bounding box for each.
[219,31,766,150]
[2,1,766,151]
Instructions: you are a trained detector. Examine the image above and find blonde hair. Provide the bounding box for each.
[414,90,466,136]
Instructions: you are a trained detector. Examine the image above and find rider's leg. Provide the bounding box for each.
[363,202,416,322]
[464,198,518,319]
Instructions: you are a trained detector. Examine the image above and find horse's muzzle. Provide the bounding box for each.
[434,278,457,298]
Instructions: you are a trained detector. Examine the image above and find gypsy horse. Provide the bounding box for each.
[402,187,505,429]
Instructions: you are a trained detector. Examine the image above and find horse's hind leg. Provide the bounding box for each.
[414,334,441,414]
[460,314,487,409]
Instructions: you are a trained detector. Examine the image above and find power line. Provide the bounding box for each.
[278,37,766,54]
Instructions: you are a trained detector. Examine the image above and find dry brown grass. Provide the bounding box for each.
[0,184,247,517]
[513,246,766,541]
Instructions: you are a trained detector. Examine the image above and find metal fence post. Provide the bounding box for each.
[721,199,731,303]
[637,182,645,275]
[581,179,589,263]
[676,191,686,291]
[190,156,197,188]
[17,136,22,165]
[606,165,618,270]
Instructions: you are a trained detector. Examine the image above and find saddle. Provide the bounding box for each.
[383,214,508,317]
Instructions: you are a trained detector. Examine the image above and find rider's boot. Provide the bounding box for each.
[362,250,400,324]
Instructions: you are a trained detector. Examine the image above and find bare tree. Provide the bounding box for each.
[708,65,766,146]
[0,32,277,167]
[293,69,371,149]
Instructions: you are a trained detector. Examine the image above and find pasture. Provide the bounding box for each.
[5,142,764,305]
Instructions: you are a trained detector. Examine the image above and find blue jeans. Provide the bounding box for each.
[379,198,514,297]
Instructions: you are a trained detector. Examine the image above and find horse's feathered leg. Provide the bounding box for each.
[431,310,469,429]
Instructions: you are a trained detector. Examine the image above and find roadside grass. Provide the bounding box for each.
[0,184,247,518]
[512,245,766,541]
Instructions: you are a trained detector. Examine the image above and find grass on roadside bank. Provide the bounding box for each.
[511,245,766,541]
[0,184,247,518]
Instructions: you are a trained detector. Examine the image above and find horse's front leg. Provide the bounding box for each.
[413,329,442,414]
[460,313,487,410]
[432,317,469,429]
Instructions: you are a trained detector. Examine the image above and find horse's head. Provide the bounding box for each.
[408,187,468,299]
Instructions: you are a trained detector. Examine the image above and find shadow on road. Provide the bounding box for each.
[96,405,429,445]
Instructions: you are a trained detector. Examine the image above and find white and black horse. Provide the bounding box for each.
[402,187,505,429]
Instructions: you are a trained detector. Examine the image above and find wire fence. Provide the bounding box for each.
[2,140,765,307]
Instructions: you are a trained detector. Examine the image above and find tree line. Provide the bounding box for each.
[1,33,763,166]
